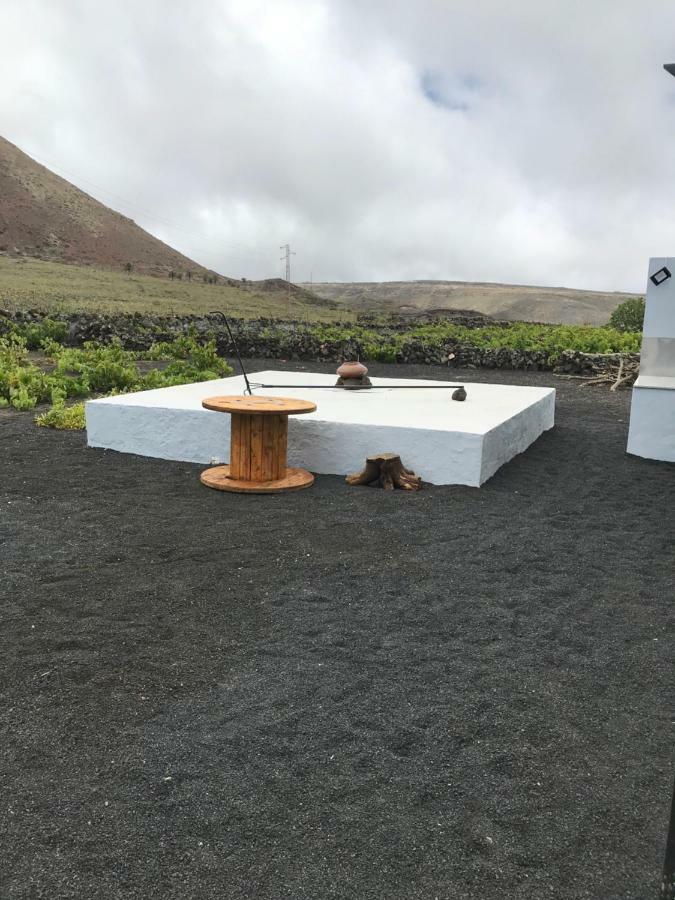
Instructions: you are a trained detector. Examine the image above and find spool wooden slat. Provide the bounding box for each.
[276,414,288,473]
[261,415,281,480]
[230,413,241,478]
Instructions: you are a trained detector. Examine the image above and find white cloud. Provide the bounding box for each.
[2,0,675,290]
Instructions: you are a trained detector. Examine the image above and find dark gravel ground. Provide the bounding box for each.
[1,358,674,900]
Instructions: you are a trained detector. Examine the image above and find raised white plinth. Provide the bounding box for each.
[85,370,555,486]
[627,375,675,462]
[626,256,675,463]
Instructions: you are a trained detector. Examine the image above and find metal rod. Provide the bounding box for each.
[249,383,465,390]
[209,311,252,395]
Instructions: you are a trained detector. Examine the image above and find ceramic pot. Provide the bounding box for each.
[337,360,368,379]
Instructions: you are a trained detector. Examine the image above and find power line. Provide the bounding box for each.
[23,147,279,269]
[31,149,268,252]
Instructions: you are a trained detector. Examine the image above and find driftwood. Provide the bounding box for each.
[555,353,639,391]
[346,453,422,491]
[579,354,639,391]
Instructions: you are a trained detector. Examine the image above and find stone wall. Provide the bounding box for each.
[0,309,640,378]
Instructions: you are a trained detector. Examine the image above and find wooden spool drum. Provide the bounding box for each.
[200,395,316,493]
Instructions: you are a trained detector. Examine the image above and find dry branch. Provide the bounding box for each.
[571,353,639,390]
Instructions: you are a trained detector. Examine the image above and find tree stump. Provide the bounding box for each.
[346,453,422,491]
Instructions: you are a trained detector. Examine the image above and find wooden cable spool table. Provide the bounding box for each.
[200,395,317,493]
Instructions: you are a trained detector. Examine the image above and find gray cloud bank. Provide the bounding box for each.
[2,0,675,291]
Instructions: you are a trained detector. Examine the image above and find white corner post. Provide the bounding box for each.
[627,257,675,461]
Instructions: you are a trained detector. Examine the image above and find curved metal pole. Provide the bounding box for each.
[209,311,252,395]
[248,382,464,390]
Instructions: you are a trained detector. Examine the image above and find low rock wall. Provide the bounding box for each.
[0,309,640,378]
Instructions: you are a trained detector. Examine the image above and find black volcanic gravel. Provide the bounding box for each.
[1,359,674,900]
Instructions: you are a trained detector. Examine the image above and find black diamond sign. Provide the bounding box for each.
[650,266,672,286]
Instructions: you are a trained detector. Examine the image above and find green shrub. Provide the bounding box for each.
[307,319,641,360]
[607,298,645,333]
[50,341,139,393]
[35,399,85,430]
[142,332,232,383]
[0,334,51,408]
[24,333,233,428]
[9,384,38,410]
[17,318,69,349]
[145,331,233,375]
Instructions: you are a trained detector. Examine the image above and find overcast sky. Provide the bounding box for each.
[3,0,675,291]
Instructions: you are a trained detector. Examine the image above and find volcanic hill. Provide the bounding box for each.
[0,135,212,277]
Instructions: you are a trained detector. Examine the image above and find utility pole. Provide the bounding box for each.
[280,243,296,319]
[308,271,313,322]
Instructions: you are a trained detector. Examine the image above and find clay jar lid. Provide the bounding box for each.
[337,360,368,379]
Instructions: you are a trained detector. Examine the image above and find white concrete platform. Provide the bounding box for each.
[627,375,675,463]
[85,370,556,486]
[626,257,675,463]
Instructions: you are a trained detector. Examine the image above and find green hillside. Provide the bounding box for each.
[0,256,352,321]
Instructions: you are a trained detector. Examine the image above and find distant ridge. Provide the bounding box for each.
[0,135,214,277]
[300,280,639,326]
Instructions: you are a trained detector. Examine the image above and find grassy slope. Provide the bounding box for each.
[0,256,353,321]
